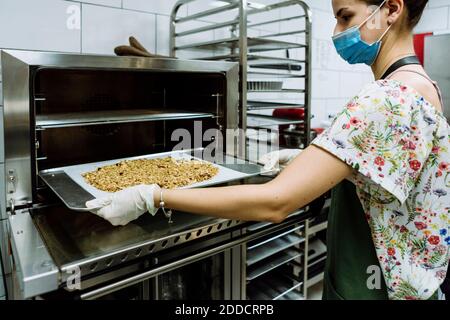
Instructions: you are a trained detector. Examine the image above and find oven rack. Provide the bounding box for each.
[247,232,305,266]
[175,37,306,53]
[196,54,305,73]
[246,248,302,281]
[247,270,303,300]
[247,100,304,110]
[35,109,215,129]
[247,114,304,129]
[170,0,313,149]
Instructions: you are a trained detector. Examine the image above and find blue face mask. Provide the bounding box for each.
[332,0,392,66]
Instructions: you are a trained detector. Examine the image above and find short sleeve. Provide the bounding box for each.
[311,80,435,204]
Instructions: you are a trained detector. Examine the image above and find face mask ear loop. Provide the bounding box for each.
[378,23,393,41]
[357,0,388,30]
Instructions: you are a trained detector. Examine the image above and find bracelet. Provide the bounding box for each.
[159,189,173,224]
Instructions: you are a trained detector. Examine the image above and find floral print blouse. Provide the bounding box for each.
[311,79,450,300]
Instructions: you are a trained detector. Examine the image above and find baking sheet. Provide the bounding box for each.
[40,149,264,211]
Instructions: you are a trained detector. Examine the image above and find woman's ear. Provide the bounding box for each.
[386,0,404,25]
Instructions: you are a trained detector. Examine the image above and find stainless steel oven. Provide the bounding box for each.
[0,50,313,300]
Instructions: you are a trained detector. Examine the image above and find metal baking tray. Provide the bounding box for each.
[40,149,265,212]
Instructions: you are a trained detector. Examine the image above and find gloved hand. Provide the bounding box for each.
[258,149,302,175]
[86,184,160,226]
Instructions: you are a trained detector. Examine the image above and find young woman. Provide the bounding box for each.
[87,0,449,300]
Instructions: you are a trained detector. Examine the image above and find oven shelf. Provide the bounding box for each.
[35,109,215,129]
[247,100,304,110]
[247,271,303,300]
[246,248,302,281]
[247,88,305,93]
[198,54,304,71]
[175,37,305,53]
[247,114,304,129]
[247,232,305,266]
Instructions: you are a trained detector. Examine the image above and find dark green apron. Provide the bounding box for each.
[323,181,439,300]
[323,180,389,300]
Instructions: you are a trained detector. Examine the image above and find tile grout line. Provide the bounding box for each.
[80,3,83,53]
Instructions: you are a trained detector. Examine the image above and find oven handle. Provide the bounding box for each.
[80,217,306,300]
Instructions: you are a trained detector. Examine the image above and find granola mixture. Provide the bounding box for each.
[82,157,219,192]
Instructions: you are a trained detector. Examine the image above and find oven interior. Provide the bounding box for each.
[31,68,228,202]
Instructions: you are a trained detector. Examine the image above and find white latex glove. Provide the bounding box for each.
[86,184,160,226]
[258,149,302,175]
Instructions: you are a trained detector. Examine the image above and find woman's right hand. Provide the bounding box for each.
[86,184,160,226]
[258,149,303,175]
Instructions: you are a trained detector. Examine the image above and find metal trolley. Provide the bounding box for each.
[170,0,313,159]
[170,1,325,300]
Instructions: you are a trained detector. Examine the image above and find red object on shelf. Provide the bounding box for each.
[272,108,305,147]
[312,128,325,135]
[414,32,433,66]
[272,108,305,119]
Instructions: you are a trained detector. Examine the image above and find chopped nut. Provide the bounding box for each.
[82,157,219,192]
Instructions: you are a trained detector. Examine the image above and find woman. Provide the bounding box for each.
[87,0,449,300]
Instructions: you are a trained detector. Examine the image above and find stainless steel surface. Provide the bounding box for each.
[1,219,12,276]
[276,289,303,300]
[8,210,58,298]
[247,81,283,92]
[247,100,304,110]
[246,248,302,281]
[78,216,308,300]
[248,271,302,300]
[307,273,324,288]
[2,48,249,300]
[239,0,249,159]
[0,107,4,164]
[38,171,97,211]
[1,51,32,208]
[425,34,450,120]
[176,19,240,37]
[0,163,5,220]
[247,233,304,266]
[36,109,215,129]
[247,114,305,129]
[197,54,304,73]
[302,219,309,298]
[247,225,303,250]
[174,2,239,23]
[309,221,328,234]
[32,204,241,282]
[1,49,240,207]
[176,37,305,52]
[171,0,313,151]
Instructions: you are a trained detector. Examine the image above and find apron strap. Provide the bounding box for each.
[386,69,445,108]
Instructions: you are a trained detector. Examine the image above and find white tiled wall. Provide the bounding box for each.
[0,0,447,126]
[416,0,450,34]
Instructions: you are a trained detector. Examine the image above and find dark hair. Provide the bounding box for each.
[362,0,428,28]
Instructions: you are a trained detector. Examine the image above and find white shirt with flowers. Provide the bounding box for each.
[312,79,450,300]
